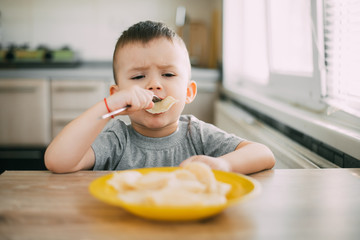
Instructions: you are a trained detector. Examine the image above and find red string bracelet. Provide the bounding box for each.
[104,98,114,118]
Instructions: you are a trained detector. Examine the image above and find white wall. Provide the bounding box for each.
[0,0,221,61]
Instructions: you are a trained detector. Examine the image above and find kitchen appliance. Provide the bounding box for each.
[0,44,79,68]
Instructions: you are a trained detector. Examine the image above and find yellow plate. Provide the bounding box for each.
[89,167,261,221]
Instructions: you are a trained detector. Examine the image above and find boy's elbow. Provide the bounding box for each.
[249,142,275,170]
[262,144,276,169]
[44,149,67,173]
[44,150,58,173]
[44,147,92,174]
[266,154,276,170]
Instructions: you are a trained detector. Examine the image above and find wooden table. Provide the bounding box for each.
[1,169,359,240]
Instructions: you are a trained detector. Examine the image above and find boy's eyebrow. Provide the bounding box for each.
[128,66,148,71]
[158,64,177,69]
[128,64,177,71]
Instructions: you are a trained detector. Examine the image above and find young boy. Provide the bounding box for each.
[45,21,275,174]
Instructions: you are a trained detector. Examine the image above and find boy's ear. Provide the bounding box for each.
[185,81,197,104]
[109,84,119,95]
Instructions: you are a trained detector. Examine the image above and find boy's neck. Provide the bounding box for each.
[131,121,179,138]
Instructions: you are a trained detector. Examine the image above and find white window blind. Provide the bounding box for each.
[323,0,360,117]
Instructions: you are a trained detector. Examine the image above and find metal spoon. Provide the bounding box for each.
[152,95,162,103]
[101,95,162,119]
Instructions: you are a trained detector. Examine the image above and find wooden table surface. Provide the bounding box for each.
[1,169,359,240]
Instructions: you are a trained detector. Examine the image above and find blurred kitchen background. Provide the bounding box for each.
[1,0,359,172]
[0,0,222,65]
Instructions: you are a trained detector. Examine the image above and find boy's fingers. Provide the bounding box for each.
[145,102,154,109]
[110,86,155,112]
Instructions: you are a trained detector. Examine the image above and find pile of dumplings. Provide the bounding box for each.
[107,162,232,206]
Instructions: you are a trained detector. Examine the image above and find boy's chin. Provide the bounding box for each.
[131,113,178,129]
[142,114,170,128]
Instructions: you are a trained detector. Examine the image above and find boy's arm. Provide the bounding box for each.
[44,100,111,173]
[222,141,275,174]
[180,141,275,174]
[45,86,155,173]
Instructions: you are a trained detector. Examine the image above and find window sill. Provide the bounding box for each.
[221,85,360,165]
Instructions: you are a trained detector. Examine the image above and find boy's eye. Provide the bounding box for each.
[162,73,175,77]
[131,75,145,80]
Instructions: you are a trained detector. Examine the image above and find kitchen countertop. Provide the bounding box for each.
[1,169,359,240]
[0,62,220,83]
[0,62,114,79]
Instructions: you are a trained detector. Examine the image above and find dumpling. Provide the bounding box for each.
[146,96,178,114]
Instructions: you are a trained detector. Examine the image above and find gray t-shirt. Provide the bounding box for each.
[92,115,244,170]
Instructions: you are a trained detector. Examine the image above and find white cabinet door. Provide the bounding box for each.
[0,79,51,145]
[51,80,108,110]
[51,79,109,138]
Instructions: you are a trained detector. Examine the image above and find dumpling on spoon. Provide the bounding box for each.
[146,96,178,114]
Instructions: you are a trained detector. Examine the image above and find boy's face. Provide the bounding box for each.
[112,37,196,137]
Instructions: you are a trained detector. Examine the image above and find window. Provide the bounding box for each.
[223,0,360,118]
[268,0,313,74]
[241,0,269,84]
[323,0,360,118]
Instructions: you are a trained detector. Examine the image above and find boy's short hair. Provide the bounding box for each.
[112,21,189,84]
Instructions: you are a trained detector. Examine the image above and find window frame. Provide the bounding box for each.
[223,0,326,111]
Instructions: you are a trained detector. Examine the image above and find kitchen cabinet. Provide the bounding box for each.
[51,79,109,138]
[0,77,110,172]
[0,78,51,145]
[0,78,50,172]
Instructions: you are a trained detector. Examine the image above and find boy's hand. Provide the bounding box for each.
[180,155,231,172]
[108,86,154,114]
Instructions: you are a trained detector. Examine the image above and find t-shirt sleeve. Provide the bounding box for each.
[190,116,245,157]
[91,120,126,170]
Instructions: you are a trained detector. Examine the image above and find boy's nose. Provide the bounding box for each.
[146,77,162,90]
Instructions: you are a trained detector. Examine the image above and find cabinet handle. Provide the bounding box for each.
[0,86,36,93]
[53,119,72,126]
[53,86,97,93]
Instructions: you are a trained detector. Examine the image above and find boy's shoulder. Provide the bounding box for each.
[179,114,201,125]
[102,118,130,134]
[180,114,231,135]
[180,114,197,122]
[179,114,214,130]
